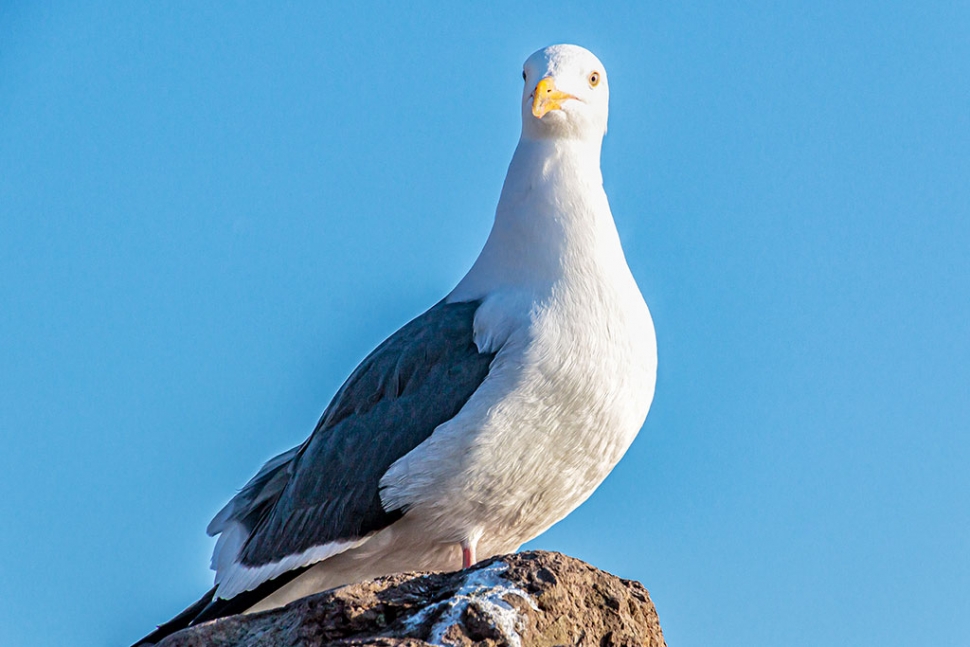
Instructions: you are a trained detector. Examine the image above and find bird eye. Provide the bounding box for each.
[588,71,600,87]
[522,70,527,81]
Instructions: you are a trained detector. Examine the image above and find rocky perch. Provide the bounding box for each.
[152,551,665,647]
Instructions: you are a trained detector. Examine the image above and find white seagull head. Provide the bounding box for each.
[520,44,610,142]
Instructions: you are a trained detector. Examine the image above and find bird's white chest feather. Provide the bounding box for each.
[381,268,656,551]
[381,133,657,555]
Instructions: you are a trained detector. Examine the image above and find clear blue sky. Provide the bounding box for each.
[2,3,968,646]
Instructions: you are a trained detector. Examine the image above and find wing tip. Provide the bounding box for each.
[129,586,217,647]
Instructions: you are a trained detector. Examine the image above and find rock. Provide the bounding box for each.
[154,551,665,647]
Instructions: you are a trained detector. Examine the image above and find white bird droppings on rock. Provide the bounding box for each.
[407,562,538,647]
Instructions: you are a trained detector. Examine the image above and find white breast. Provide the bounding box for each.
[379,135,657,555]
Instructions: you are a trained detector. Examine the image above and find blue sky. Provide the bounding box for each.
[2,2,968,646]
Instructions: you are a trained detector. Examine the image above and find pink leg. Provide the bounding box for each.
[460,540,477,569]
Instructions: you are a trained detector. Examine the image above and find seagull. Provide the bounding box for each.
[133,43,657,645]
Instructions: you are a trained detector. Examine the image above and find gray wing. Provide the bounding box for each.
[209,299,494,570]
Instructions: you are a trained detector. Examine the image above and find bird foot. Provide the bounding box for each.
[460,541,476,569]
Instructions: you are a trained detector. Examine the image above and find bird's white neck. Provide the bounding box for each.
[504,135,604,198]
[450,135,628,302]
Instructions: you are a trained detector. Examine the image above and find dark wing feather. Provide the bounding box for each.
[134,301,493,645]
[236,299,493,567]
[130,586,216,646]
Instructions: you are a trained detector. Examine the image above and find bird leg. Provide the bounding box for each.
[460,540,477,569]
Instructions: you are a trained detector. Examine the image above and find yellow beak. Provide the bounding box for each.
[532,77,576,119]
